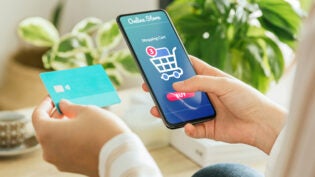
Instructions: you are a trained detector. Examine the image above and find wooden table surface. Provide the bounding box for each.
[0,144,200,177]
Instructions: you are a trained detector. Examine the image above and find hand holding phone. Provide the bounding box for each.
[117,10,216,129]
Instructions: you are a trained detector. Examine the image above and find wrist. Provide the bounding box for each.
[252,101,287,154]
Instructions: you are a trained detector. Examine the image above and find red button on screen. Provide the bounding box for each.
[166,92,195,101]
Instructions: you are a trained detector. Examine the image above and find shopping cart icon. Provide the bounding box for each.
[148,47,183,81]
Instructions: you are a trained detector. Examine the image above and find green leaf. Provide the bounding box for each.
[208,0,230,16]
[252,68,271,93]
[234,44,271,93]
[72,17,102,34]
[50,54,88,70]
[96,20,121,51]
[18,17,59,47]
[228,48,244,77]
[55,33,93,57]
[241,38,273,92]
[200,25,229,69]
[105,69,123,87]
[112,50,139,74]
[247,26,266,37]
[246,39,271,77]
[175,14,215,35]
[42,49,53,69]
[262,37,284,81]
[167,0,195,22]
[258,0,301,47]
[51,0,65,29]
[259,17,296,48]
[102,62,116,69]
[85,52,94,65]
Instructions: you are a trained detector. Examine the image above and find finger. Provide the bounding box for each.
[32,96,54,130]
[184,123,202,138]
[184,122,214,139]
[51,108,65,119]
[150,106,161,118]
[142,83,150,92]
[189,56,231,77]
[173,75,233,96]
[59,99,83,118]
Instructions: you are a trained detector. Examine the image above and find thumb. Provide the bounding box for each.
[59,99,82,118]
[173,75,232,96]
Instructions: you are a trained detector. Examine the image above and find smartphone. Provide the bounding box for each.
[117,10,216,129]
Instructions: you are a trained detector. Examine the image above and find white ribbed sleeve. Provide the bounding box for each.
[265,127,286,177]
[98,133,162,177]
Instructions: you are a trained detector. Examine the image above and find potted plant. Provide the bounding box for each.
[0,12,138,110]
[167,0,303,92]
[18,16,138,86]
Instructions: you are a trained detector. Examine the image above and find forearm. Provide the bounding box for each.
[252,100,287,154]
[99,133,162,177]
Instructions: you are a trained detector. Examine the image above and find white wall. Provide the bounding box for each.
[0,0,158,84]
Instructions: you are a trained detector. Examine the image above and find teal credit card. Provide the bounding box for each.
[40,64,121,113]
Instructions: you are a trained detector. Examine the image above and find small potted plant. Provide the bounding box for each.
[0,16,139,110]
[18,17,138,86]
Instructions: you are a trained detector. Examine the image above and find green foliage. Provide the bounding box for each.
[18,17,59,47]
[18,17,138,87]
[167,0,302,93]
[51,0,65,29]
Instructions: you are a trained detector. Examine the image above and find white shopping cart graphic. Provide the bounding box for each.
[147,46,183,81]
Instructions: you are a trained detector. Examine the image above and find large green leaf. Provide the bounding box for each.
[262,37,284,81]
[228,48,244,78]
[252,68,271,93]
[167,0,194,21]
[50,54,88,70]
[112,50,139,74]
[258,0,301,47]
[96,21,121,51]
[72,17,102,34]
[47,33,95,70]
[244,39,271,77]
[206,0,230,16]
[205,25,229,69]
[241,41,271,93]
[185,24,229,69]
[55,33,93,58]
[18,17,59,47]
[175,14,216,35]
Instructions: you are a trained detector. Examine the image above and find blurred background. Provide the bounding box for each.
[0,0,159,84]
[0,0,310,176]
[0,0,305,110]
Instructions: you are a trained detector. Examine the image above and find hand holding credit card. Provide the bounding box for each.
[40,64,121,113]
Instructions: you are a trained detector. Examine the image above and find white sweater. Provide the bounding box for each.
[98,130,284,177]
[98,133,162,177]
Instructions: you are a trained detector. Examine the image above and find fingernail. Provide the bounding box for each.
[60,99,68,103]
[59,99,71,106]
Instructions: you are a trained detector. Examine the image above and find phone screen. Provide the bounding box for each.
[117,10,216,128]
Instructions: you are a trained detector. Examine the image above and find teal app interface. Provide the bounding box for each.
[118,11,215,125]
